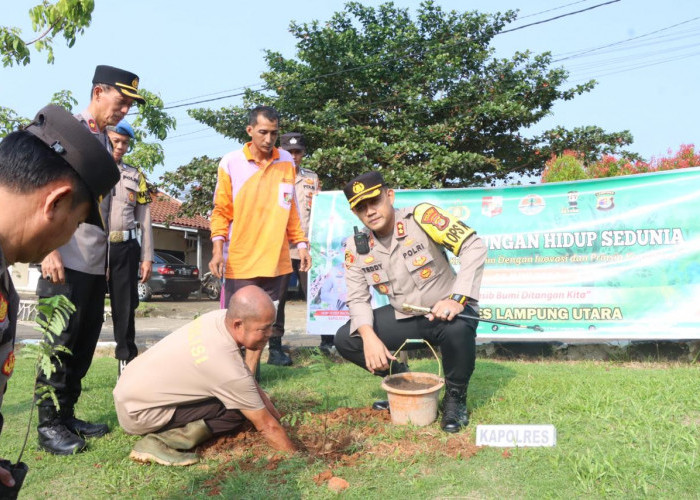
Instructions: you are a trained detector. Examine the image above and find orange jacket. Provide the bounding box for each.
[210,143,307,279]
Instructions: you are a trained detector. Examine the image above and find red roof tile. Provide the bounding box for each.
[149,191,210,231]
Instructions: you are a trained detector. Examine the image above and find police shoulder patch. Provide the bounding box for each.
[344,250,355,269]
[2,350,14,376]
[413,203,474,256]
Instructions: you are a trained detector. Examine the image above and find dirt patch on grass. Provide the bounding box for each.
[198,406,480,494]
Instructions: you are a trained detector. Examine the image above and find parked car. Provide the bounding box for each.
[138,251,200,301]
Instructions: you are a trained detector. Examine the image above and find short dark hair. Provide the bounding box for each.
[90,82,114,101]
[0,130,91,208]
[248,106,280,127]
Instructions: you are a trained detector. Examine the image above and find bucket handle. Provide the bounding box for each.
[390,339,443,378]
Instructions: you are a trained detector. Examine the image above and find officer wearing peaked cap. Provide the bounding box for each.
[106,120,154,376]
[334,171,487,433]
[0,104,119,487]
[270,132,322,366]
[35,65,145,456]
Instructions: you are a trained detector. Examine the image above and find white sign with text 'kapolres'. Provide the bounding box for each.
[476,425,557,447]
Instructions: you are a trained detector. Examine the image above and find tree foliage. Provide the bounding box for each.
[123,89,177,175]
[180,0,633,197]
[160,156,218,217]
[1,0,94,68]
[1,0,94,134]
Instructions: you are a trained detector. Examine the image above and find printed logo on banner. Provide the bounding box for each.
[482,196,503,217]
[518,194,545,215]
[561,190,579,215]
[595,190,616,211]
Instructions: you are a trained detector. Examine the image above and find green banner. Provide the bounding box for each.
[307,168,700,340]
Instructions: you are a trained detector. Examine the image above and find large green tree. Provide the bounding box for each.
[169,0,634,214]
[1,2,175,172]
[1,0,94,135]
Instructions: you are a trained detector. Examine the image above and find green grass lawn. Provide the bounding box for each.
[0,353,698,499]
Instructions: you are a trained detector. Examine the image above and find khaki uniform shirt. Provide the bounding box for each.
[0,245,19,423]
[56,110,112,275]
[108,162,154,262]
[344,205,487,334]
[113,310,264,435]
[290,168,319,260]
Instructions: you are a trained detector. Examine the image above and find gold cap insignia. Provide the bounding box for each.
[352,182,365,194]
[131,78,139,89]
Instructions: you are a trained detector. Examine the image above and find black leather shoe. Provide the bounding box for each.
[267,337,292,366]
[38,424,87,455]
[267,347,293,366]
[63,416,109,438]
[440,385,469,433]
[371,400,390,411]
[37,407,87,455]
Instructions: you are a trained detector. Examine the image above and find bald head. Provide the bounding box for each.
[225,286,276,350]
[226,285,276,321]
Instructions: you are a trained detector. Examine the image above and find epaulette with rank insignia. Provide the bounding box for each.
[413,203,475,255]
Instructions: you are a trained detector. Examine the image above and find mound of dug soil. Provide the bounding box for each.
[198,406,480,494]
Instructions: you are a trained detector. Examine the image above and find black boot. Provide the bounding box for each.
[319,335,335,356]
[118,359,130,378]
[37,406,86,455]
[60,406,109,438]
[440,384,469,433]
[267,337,292,366]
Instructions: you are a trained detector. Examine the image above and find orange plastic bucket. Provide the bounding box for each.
[380,339,444,426]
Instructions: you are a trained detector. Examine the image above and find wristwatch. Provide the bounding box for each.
[448,293,468,305]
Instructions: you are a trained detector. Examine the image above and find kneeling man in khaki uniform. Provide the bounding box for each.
[113,286,295,466]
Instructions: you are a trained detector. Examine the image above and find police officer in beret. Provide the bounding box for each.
[0,104,119,483]
[270,132,323,365]
[106,120,153,376]
[334,172,487,433]
[36,65,145,455]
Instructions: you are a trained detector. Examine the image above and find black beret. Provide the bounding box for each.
[343,171,387,209]
[280,132,305,151]
[93,65,145,104]
[25,105,120,229]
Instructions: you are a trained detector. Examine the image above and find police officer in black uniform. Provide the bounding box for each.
[35,65,145,455]
[335,172,487,433]
[106,120,154,376]
[0,105,119,484]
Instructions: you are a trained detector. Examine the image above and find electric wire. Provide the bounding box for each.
[159,0,622,112]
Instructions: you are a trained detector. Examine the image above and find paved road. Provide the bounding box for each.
[16,297,325,351]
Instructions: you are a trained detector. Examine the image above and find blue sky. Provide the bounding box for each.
[2,0,698,181]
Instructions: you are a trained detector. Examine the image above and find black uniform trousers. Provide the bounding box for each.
[108,239,141,361]
[273,259,307,338]
[334,304,477,389]
[223,276,284,307]
[36,268,106,409]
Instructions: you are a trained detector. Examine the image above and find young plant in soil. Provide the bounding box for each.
[0,295,74,498]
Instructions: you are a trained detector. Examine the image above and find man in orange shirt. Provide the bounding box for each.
[209,106,311,374]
